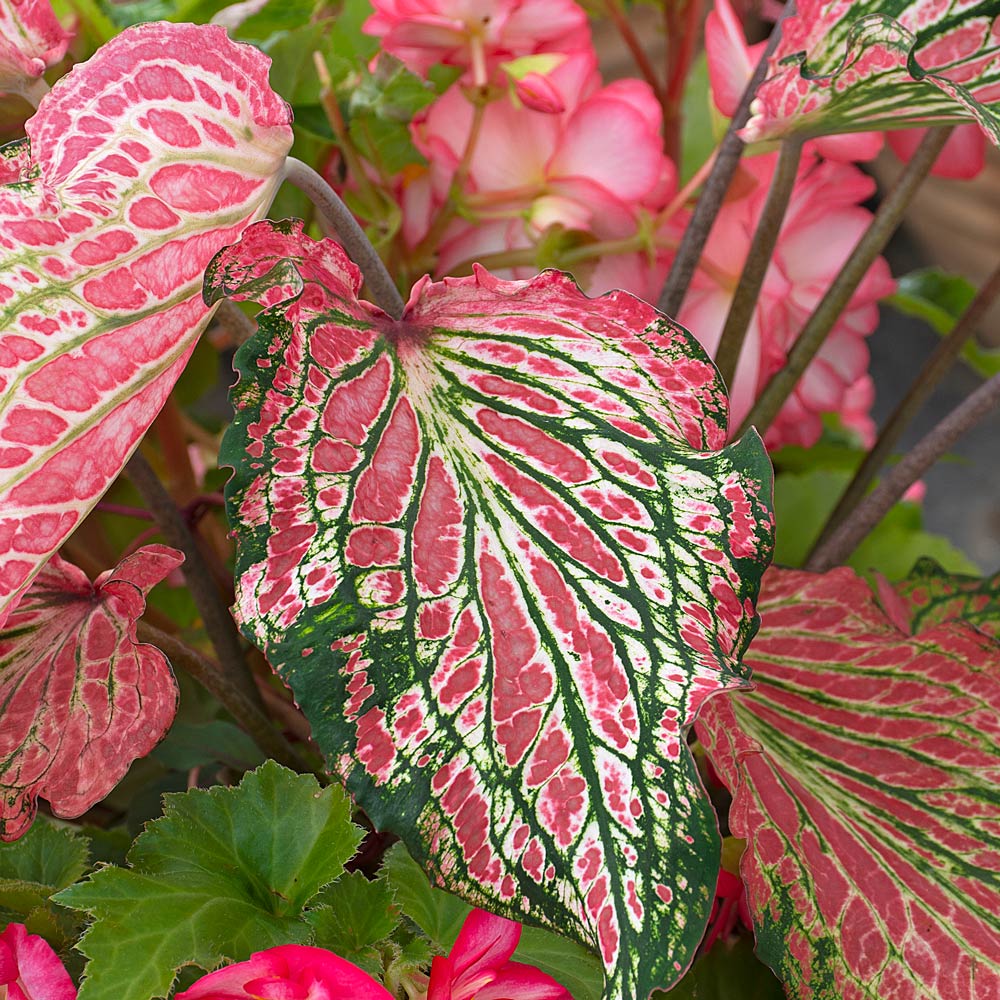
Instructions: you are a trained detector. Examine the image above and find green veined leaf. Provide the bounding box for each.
[55,761,363,1000]
[743,0,1000,144]
[208,219,775,1000]
[696,567,1000,1000]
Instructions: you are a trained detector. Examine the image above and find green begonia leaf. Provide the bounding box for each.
[56,761,362,1000]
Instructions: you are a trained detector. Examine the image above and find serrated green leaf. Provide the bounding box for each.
[0,819,89,888]
[308,870,400,953]
[382,841,470,950]
[55,761,363,1000]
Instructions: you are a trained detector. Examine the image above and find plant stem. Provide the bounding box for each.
[737,126,952,440]
[126,451,263,713]
[809,259,1000,557]
[215,298,258,346]
[283,157,405,319]
[603,0,668,119]
[808,368,1000,571]
[663,0,702,163]
[656,2,794,317]
[714,138,802,387]
[137,621,311,773]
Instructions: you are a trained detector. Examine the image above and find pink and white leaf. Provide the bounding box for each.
[0,20,292,626]
[209,220,775,1000]
[696,567,1000,1000]
[0,544,183,842]
[892,557,1000,639]
[743,0,1000,146]
[0,0,70,105]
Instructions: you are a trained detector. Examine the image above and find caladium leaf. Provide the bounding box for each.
[696,567,1000,1000]
[743,0,1000,145]
[0,544,182,842]
[210,220,775,1000]
[0,0,71,106]
[0,20,292,625]
[892,557,1000,639]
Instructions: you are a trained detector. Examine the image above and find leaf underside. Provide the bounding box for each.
[212,220,775,1000]
[744,0,1000,143]
[696,567,1000,1000]
[0,545,182,842]
[0,20,292,623]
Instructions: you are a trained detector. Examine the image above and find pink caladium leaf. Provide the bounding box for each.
[743,0,1000,145]
[0,20,292,626]
[695,567,1000,1000]
[208,220,775,1000]
[891,557,1000,640]
[0,544,183,842]
[0,0,71,106]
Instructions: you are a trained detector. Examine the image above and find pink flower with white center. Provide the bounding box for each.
[428,909,572,1000]
[176,945,395,1000]
[677,151,895,450]
[363,0,591,86]
[414,51,672,275]
[0,0,71,106]
[0,924,76,1000]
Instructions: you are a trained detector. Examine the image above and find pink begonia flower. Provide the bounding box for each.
[885,123,986,179]
[0,0,71,106]
[176,945,395,1000]
[0,924,76,1000]
[413,51,672,274]
[363,0,591,85]
[678,152,895,450]
[428,909,571,1000]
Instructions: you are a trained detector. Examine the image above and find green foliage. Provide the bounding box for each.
[56,762,363,1000]
[382,843,605,1000]
[658,937,785,1000]
[886,269,1000,378]
[306,871,400,975]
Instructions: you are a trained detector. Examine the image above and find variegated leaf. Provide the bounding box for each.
[0,20,292,625]
[696,567,1000,1000]
[893,557,1000,639]
[0,0,71,104]
[0,544,183,842]
[210,220,775,1000]
[743,0,1000,145]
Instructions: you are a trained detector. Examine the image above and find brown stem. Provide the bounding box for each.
[126,451,264,713]
[663,0,703,163]
[714,139,803,387]
[737,126,953,440]
[807,369,1000,571]
[656,2,795,317]
[809,259,1000,557]
[603,0,668,108]
[138,621,311,773]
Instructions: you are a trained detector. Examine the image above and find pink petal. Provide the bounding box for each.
[704,0,758,117]
[809,131,884,162]
[0,924,76,1000]
[0,0,71,99]
[477,962,573,1000]
[887,123,986,179]
[448,909,522,984]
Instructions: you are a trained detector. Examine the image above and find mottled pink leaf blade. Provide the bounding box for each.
[744,0,1000,144]
[697,567,1000,1000]
[211,220,775,1000]
[0,544,183,841]
[0,20,292,624]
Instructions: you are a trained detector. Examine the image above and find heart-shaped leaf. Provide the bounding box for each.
[743,0,1000,145]
[0,20,293,624]
[696,567,1000,1000]
[209,220,775,1000]
[0,544,182,842]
